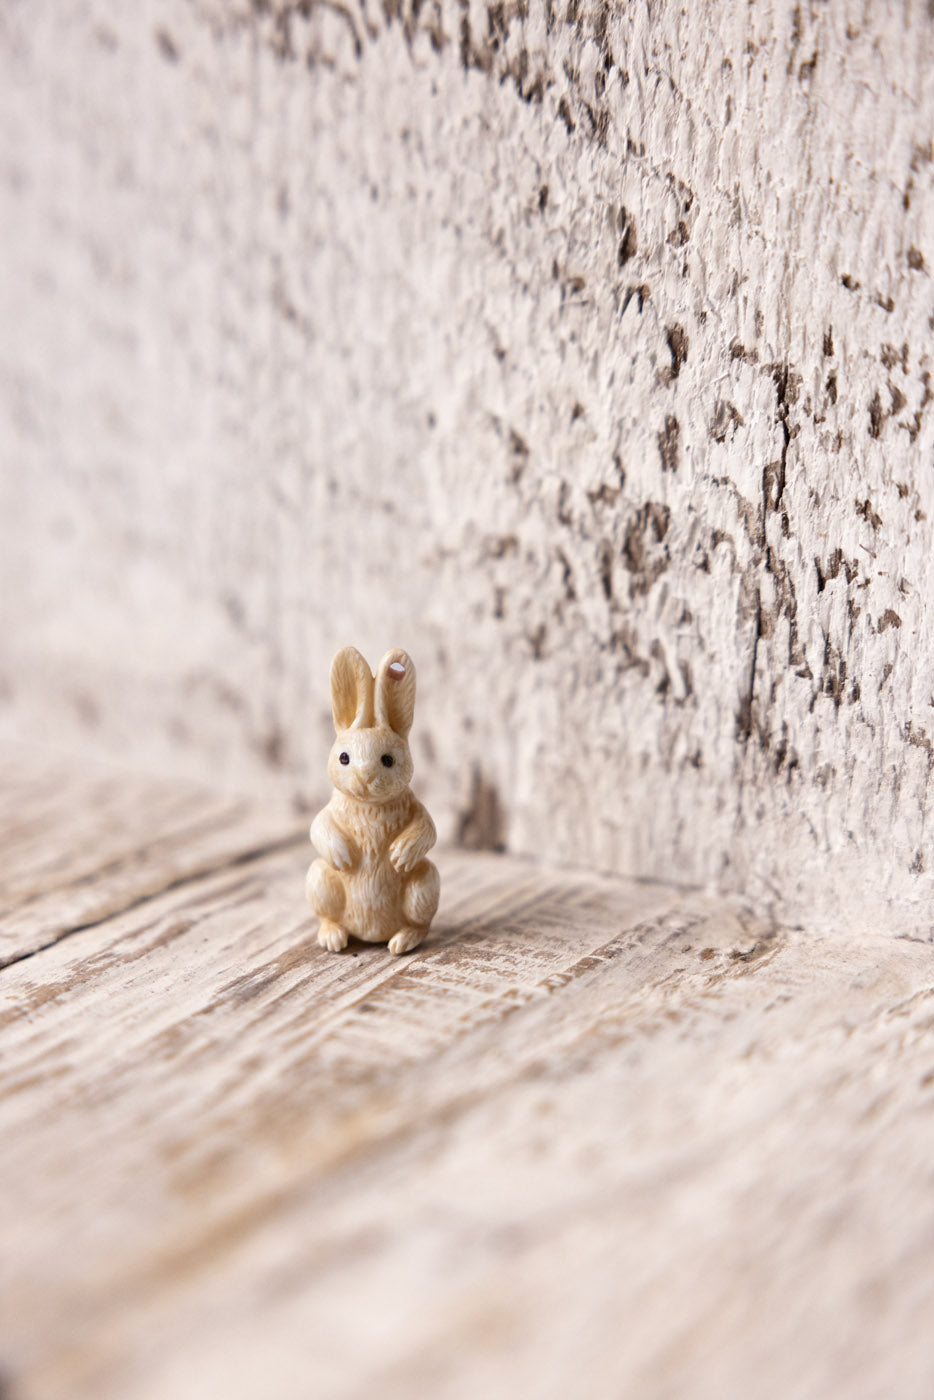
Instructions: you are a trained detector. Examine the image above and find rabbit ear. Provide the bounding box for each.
[374,649,416,739]
[330,647,374,731]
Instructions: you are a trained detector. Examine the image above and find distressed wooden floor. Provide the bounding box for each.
[2,743,934,1400]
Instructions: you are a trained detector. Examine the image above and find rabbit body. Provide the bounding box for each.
[306,647,440,955]
[309,789,437,942]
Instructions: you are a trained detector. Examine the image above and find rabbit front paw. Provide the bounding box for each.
[389,831,422,874]
[328,831,356,870]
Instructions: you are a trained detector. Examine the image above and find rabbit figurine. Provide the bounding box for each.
[306,646,440,955]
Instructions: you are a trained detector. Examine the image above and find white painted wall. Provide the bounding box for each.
[2,0,933,932]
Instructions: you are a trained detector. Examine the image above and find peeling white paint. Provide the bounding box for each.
[1,0,933,933]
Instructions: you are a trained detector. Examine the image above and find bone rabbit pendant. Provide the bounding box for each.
[306,647,440,955]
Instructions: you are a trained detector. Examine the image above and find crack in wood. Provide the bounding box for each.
[0,832,307,974]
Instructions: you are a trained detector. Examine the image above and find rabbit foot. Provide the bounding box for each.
[388,926,426,956]
[317,919,349,953]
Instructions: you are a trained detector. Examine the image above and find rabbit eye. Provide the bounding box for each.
[381,754,394,767]
[339,752,350,765]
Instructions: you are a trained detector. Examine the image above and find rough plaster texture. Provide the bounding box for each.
[1,0,934,932]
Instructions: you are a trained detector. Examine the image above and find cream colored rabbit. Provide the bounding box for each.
[306,647,440,954]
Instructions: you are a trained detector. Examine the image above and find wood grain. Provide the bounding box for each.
[2,3,934,932]
[2,748,934,1400]
[0,743,305,969]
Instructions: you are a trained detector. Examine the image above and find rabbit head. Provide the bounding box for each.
[327,646,416,803]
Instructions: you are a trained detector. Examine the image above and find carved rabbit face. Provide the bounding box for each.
[328,724,414,803]
[327,647,417,805]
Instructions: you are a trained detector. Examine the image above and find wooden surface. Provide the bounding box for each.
[2,743,934,1400]
[4,3,934,935]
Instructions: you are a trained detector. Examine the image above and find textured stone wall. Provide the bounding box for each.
[1,0,933,933]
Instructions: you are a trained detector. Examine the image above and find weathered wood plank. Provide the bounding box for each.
[0,743,306,968]
[2,760,934,1400]
[3,3,934,933]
